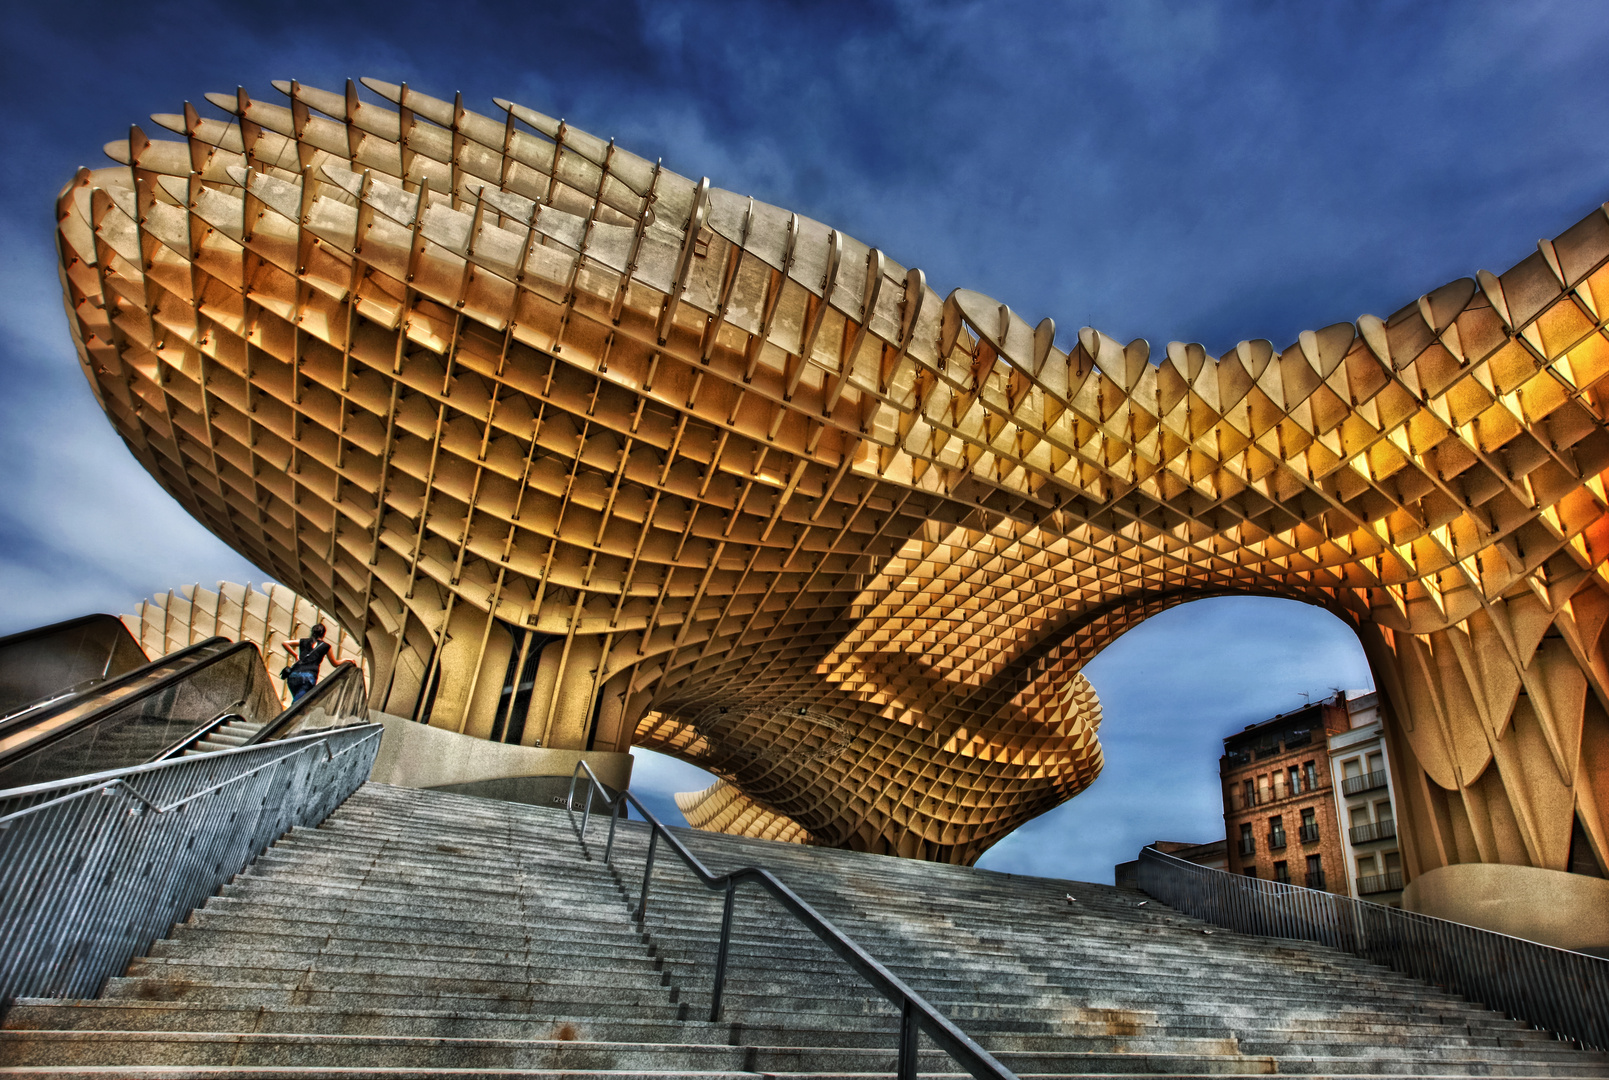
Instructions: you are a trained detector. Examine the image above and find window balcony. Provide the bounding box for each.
[1298,823,1320,843]
[1268,830,1287,850]
[1305,870,1327,890]
[1357,870,1404,895]
[1342,769,1389,796]
[1348,819,1397,845]
[1239,838,1255,856]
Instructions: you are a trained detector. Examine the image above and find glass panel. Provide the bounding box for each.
[0,644,280,789]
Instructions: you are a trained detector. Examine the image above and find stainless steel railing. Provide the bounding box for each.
[0,723,382,1003]
[567,761,1016,1080]
[1138,844,1609,1050]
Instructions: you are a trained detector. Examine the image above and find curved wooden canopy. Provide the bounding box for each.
[54,78,1609,871]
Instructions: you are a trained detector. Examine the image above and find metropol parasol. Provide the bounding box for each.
[53,77,1609,876]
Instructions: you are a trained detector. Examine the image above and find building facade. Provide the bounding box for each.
[1222,697,1352,891]
[1328,692,1406,905]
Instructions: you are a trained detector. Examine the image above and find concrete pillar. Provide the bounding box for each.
[462,621,515,740]
[518,641,563,747]
[544,637,602,751]
[592,671,635,752]
[364,628,398,712]
[427,604,490,730]
[382,625,429,718]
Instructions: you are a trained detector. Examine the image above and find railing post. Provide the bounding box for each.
[636,827,658,921]
[580,780,593,839]
[896,996,919,1080]
[709,877,737,1021]
[604,795,621,864]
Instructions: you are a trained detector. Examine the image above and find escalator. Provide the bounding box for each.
[0,616,368,791]
[0,614,152,719]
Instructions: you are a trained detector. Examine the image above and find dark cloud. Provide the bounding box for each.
[3,0,1605,877]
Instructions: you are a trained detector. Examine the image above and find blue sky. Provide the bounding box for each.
[3,1,1607,882]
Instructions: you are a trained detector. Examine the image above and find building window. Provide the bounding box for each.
[1300,807,1319,843]
[1239,822,1255,856]
[1305,853,1324,890]
[1358,850,1402,895]
[1375,799,1394,826]
[1342,756,1362,780]
[1350,805,1370,829]
[1258,775,1271,803]
[1303,761,1318,790]
[1273,860,1290,884]
[1287,765,1302,794]
[1243,779,1255,808]
[1269,815,1286,850]
[1242,866,1256,878]
[1367,751,1384,775]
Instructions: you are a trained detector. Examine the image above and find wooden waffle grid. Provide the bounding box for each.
[52,77,1609,870]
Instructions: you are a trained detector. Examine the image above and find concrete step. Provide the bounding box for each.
[0,1030,1280,1074]
[16,782,1604,1080]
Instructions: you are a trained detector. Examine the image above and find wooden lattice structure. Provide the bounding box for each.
[676,779,818,846]
[122,581,364,707]
[53,77,1609,870]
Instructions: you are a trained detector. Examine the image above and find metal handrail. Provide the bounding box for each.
[566,761,1016,1080]
[0,636,229,741]
[246,661,367,745]
[0,724,382,1001]
[1138,844,1609,1050]
[152,707,247,760]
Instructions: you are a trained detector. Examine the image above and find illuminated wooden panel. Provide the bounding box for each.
[52,77,1609,871]
[676,779,817,845]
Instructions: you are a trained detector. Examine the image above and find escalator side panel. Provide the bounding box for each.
[0,615,149,716]
[0,643,283,789]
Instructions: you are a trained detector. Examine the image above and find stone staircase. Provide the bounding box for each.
[1,782,1603,1078]
[182,716,265,756]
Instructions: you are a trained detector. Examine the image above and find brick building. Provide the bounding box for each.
[1221,696,1352,891]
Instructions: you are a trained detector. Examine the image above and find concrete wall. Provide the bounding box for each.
[368,712,633,811]
[1402,863,1609,956]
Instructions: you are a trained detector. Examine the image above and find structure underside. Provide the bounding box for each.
[55,77,1609,869]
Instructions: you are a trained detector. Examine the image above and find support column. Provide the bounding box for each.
[1359,586,1609,883]
[424,604,475,729]
[518,641,563,747]
[462,621,516,740]
[591,671,635,752]
[544,637,602,751]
